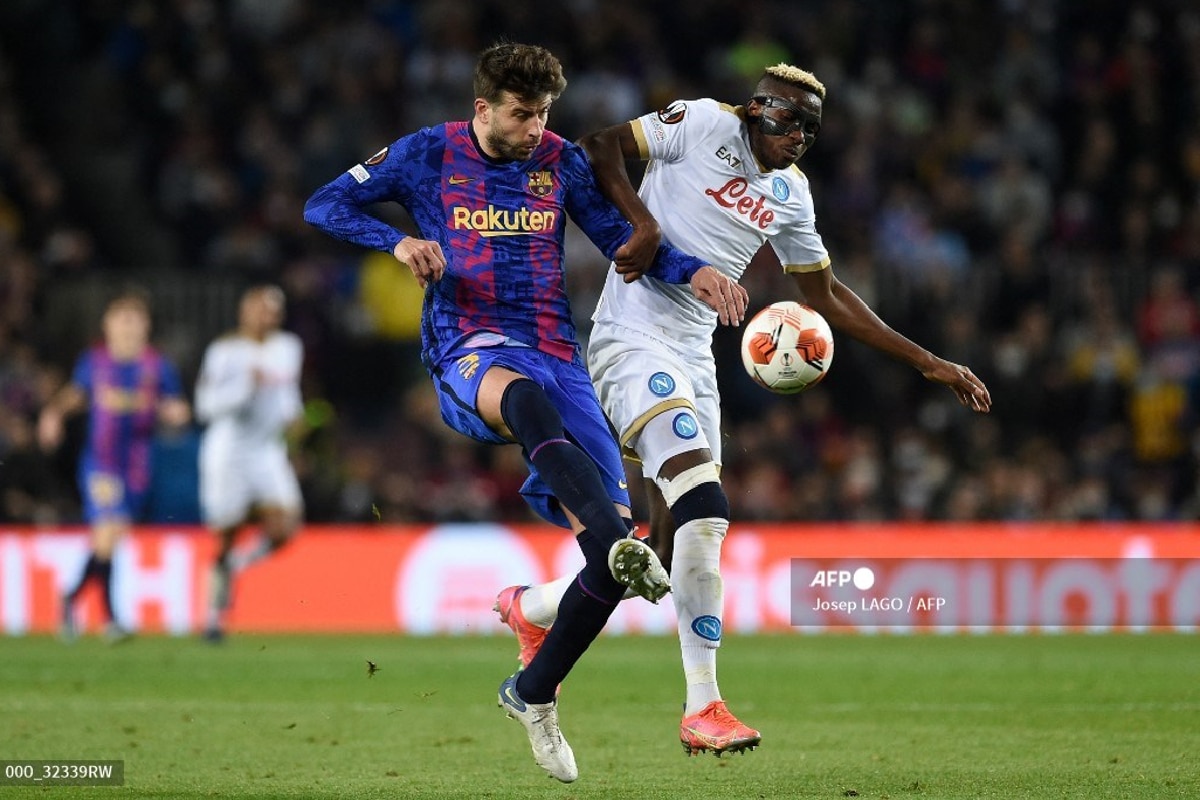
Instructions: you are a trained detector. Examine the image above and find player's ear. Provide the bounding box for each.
[745,96,764,122]
[474,97,490,122]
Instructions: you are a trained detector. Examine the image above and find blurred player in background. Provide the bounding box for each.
[500,64,993,756]
[304,41,745,783]
[38,287,191,642]
[195,284,305,643]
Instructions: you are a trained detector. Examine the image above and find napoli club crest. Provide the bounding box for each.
[672,412,699,439]
[772,176,790,202]
[648,372,676,396]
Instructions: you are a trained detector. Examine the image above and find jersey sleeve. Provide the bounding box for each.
[156,356,185,399]
[631,99,723,164]
[770,170,832,273]
[194,341,253,424]
[560,142,706,284]
[302,131,430,255]
[70,353,92,396]
[275,335,305,427]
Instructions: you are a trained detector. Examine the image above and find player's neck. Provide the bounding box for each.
[469,118,506,163]
[107,343,144,361]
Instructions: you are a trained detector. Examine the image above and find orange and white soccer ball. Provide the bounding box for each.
[740,301,834,394]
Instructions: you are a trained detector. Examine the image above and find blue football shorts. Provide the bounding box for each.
[430,342,630,528]
[78,461,148,524]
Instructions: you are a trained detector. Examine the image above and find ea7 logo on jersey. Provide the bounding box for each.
[657,101,686,124]
[715,145,742,169]
[705,177,776,230]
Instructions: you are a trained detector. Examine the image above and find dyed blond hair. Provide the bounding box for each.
[761,63,826,100]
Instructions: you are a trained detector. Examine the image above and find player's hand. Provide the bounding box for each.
[394,237,446,288]
[690,266,748,327]
[36,411,63,451]
[159,397,192,428]
[925,359,992,413]
[613,221,661,283]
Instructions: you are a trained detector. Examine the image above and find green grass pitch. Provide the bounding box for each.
[2,632,1196,798]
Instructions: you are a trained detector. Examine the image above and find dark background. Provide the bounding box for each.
[0,0,1196,525]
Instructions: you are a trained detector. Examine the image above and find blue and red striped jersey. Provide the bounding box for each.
[72,346,184,494]
[304,122,705,365]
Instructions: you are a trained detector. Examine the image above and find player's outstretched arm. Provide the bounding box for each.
[578,123,659,282]
[566,139,737,326]
[37,383,85,451]
[792,266,991,413]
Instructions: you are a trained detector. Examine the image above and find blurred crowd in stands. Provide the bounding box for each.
[0,0,1197,525]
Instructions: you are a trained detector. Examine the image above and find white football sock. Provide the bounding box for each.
[518,574,576,628]
[230,535,275,571]
[672,517,728,716]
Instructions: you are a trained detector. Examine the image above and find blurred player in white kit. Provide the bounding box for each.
[196,284,305,642]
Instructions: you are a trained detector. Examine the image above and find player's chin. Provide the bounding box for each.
[763,152,797,171]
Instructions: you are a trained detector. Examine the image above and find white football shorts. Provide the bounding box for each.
[199,441,303,529]
[587,321,722,480]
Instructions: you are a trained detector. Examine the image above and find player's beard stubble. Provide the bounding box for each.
[486,131,538,161]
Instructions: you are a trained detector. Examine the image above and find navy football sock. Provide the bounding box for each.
[65,554,99,603]
[516,531,626,703]
[95,558,116,623]
[500,380,625,545]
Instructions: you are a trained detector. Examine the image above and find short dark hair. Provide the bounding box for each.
[474,42,567,105]
[105,284,152,315]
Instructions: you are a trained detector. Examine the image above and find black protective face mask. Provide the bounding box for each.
[751,95,821,148]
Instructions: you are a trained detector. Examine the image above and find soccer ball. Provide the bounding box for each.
[740,301,834,394]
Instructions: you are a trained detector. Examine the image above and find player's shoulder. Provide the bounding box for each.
[270,330,304,350]
[534,130,585,174]
[209,330,243,346]
[782,163,813,189]
[139,345,179,373]
[362,124,448,171]
[536,129,571,160]
[667,97,735,125]
[203,331,247,355]
[401,121,450,146]
[645,97,738,141]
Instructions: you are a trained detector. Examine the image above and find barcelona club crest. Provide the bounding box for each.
[527,170,554,197]
[456,353,480,380]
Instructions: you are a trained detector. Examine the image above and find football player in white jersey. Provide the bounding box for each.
[494,64,992,755]
[196,284,306,642]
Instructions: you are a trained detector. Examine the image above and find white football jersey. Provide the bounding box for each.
[592,98,830,347]
[195,330,304,453]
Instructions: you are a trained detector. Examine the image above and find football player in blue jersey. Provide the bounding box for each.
[38,287,191,643]
[304,42,747,783]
